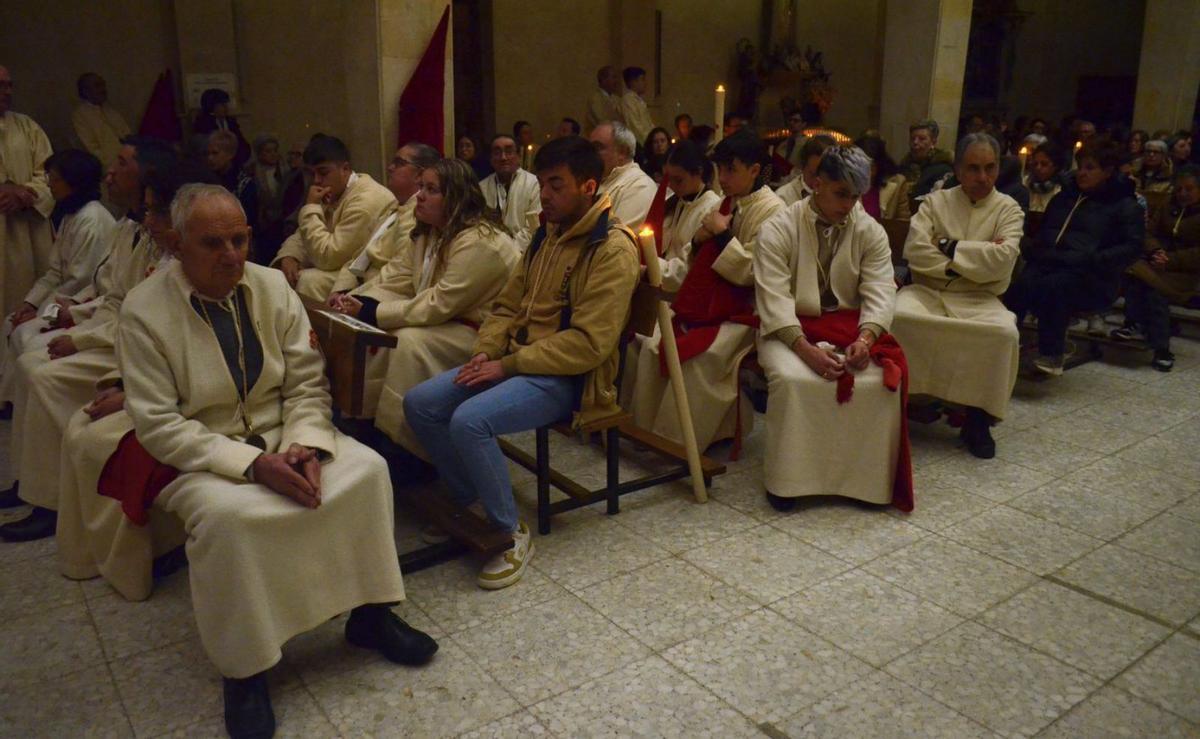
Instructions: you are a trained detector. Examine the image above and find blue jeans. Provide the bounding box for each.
[403,368,578,532]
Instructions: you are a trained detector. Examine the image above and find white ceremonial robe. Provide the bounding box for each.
[891,186,1025,420]
[631,186,785,450]
[119,262,405,678]
[71,102,131,168]
[480,169,542,250]
[273,173,397,302]
[585,88,621,131]
[620,90,655,143]
[600,162,657,231]
[754,199,899,502]
[775,176,812,207]
[355,223,519,436]
[330,195,415,294]
[0,111,55,315]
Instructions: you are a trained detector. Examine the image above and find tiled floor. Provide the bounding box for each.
[2,340,1200,737]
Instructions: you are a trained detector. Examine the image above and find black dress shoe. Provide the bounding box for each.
[0,506,56,542]
[223,672,275,739]
[961,408,996,460]
[765,490,798,512]
[346,604,438,665]
[0,482,22,509]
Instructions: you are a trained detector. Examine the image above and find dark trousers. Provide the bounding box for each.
[1122,277,1172,351]
[1005,264,1106,356]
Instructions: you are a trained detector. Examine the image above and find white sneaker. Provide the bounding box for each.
[419,523,450,545]
[1087,315,1108,336]
[477,522,534,590]
[1033,354,1064,376]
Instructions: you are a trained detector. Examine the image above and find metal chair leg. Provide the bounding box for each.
[536,426,551,535]
[605,426,620,515]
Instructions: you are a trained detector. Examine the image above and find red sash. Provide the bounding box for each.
[796,309,914,512]
[97,431,180,526]
[660,197,758,371]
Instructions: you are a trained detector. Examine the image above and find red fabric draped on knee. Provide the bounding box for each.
[97,430,180,526]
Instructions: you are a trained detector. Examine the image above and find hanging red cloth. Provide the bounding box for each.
[796,309,913,512]
[97,431,180,526]
[396,6,450,153]
[138,70,181,143]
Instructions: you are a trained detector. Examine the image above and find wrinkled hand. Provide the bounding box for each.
[252,445,322,508]
[15,186,36,209]
[306,185,331,206]
[329,293,362,317]
[454,353,504,387]
[10,302,37,327]
[278,257,301,287]
[1150,250,1169,270]
[844,335,873,371]
[794,339,845,382]
[49,297,76,329]
[701,210,733,238]
[0,187,17,214]
[84,387,125,420]
[48,335,78,359]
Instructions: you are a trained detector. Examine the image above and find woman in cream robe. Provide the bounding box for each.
[119,259,405,678]
[631,183,785,451]
[754,195,898,502]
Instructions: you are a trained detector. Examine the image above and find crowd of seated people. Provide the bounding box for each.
[3,57,1200,738]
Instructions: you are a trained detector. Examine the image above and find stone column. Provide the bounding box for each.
[878,0,972,154]
[1133,0,1200,133]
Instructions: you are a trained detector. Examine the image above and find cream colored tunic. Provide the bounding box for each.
[775,176,812,207]
[0,111,55,315]
[480,168,541,250]
[71,102,131,167]
[273,173,397,301]
[119,262,405,677]
[878,175,910,220]
[754,198,899,501]
[355,223,520,444]
[630,186,785,450]
[620,90,655,143]
[586,89,621,131]
[330,195,415,293]
[600,162,657,229]
[891,186,1024,420]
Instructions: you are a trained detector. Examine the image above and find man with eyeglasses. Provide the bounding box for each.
[774,109,809,183]
[479,134,542,250]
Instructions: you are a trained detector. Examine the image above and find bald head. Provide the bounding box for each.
[0,66,12,115]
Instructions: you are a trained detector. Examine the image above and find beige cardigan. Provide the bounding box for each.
[273,172,397,271]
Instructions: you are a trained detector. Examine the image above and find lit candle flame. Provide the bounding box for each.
[716,84,725,93]
[639,226,655,238]
[1074,140,1082,150]
[1019,146,1029,155]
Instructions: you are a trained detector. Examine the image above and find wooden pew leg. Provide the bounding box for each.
[605,426,620,516]
[536,426,551,535]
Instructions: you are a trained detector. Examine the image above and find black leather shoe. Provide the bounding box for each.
[961,408,996,459]
[0,482,22,509]
[223,672,275,739]
[0,506,56,542]
[346,604,438,666]
[766,490,798,512]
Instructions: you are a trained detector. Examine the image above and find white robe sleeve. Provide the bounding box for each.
[753,214,801,338]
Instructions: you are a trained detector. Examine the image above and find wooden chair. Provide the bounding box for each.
[880,218,910,266]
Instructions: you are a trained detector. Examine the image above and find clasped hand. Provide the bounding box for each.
[794,336,872,381]
[454,352,504,387]
[327,292,362,317]
[252,443,323,509]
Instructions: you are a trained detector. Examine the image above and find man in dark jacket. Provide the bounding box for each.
[1004,139,1144,375]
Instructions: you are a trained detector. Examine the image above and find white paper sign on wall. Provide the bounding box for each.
[185,73,239,111]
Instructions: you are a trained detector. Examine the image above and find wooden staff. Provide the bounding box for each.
[638,227,708,503]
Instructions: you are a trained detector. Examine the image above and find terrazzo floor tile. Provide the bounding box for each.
[618,493,758,554]
[158,687,338,738]
[1113,633,1200,723]
[680,523,851,604]
[1039,684,1199,739]
[284,604,440,686]
[778,670,996,738]
[1031,412,1150,454]
[309,640,520,738]
[406,556,569,634]
[0,553,84,620]
[707,465,781,521]
[1060,456,1199,510]
[884,621,1100,737]
[111,638,298,738]
[451,594,651,705]
[1008,480,1161,540]
[1172,493,1200,523]
[529,656,760,738]
[0,528,56,566]
[0,601,105,687]
[917,453,1054,503]
[887,480,996,532]
[88,573,197,661]
[770,569,963,667]
[458,710,555,738]
[528,516,671,591]
[1118,434,1200,482]
[994,431,1105,475]
[661,609,873,726]
[862,536,1038,617]
[0,665,133,738]
[1116,512,1200,572]
[977,580,1169,679]
[769,499,928,564]
[576,558,758,651]
[1074,394,1198,435]
[940,505,1102,574]
[1055,544,1200,626]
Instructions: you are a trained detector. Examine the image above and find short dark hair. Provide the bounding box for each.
[665,139,713,185]
[512,120,531,139]
[800,135,835,165]
[199,88,230,115]
[44,148,104,200]
[1032,141,1065,171]
[1175,164,1200,185]
[303,135,351,166]
[854,135,898,186]
[674,113,692,127]
[120,135,177,184]
[623,66,646,86]
[909,119,940,140]
[533,135,603,186]
[1077,137,1122,171]
[560,117,581,135]
[144,160,219,214]
[712,130,767,169]
[490,133,517,148]
[76,72,101,99]
[402,141,441,170]
[723,111,744,126]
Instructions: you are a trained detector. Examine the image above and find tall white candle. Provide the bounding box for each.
[714,85,726,143]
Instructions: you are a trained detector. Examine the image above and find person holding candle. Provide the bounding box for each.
[1024,141,1065,213]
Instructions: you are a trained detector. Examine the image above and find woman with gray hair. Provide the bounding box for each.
[752,145,912,511]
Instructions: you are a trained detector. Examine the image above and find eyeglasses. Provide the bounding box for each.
[390,156,414,169]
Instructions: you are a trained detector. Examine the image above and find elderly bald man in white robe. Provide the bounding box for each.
[590,120,657,229]
[118,184,436,738]
[891,133,1024,459]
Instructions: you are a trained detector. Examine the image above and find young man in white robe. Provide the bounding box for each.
[0,66,55,317]
[479,134,542,249]
[272,134,396,302]
[891,133,1025,458]
[70,73,131,170]
[775,135,834,206]
[585,66,623,132]
[619,66,655,143]
[119,184,436,737]
[589,120,657,229]
[329,141,440,294]
[753,146,909,510]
